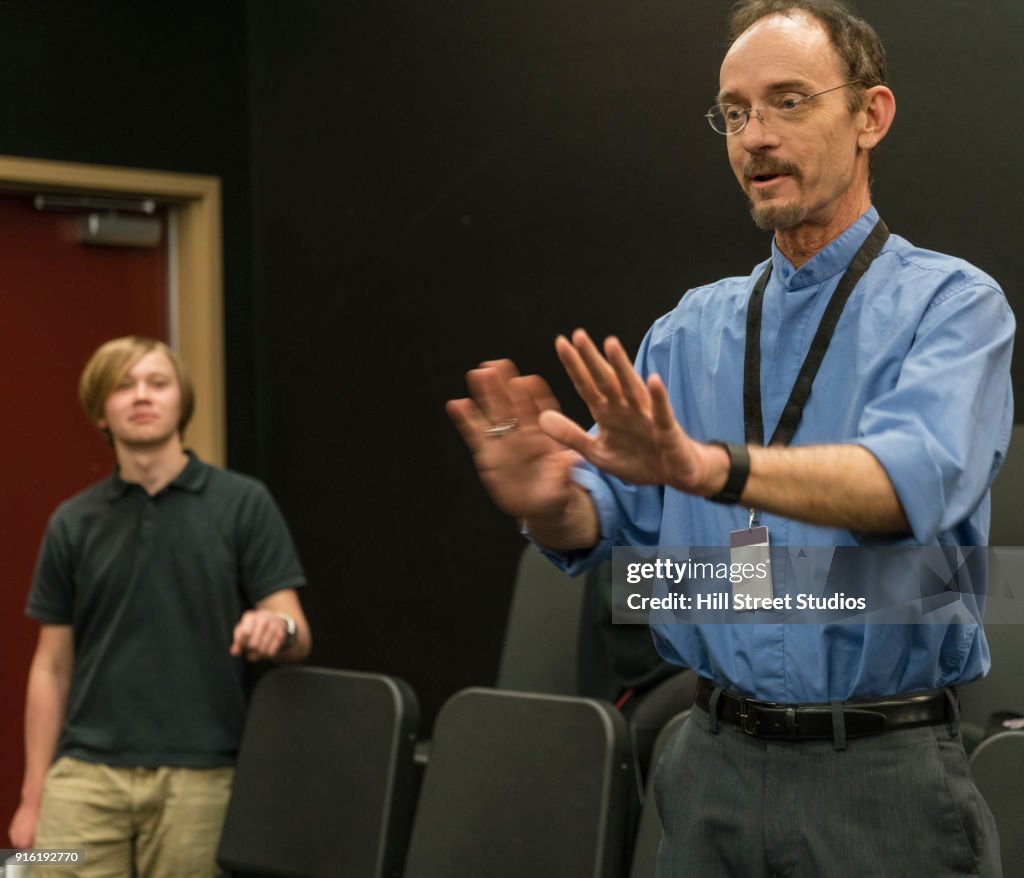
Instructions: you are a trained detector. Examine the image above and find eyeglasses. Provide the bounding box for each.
[705,81,862,135]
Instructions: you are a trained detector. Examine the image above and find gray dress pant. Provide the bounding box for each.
[653,705,1002,877]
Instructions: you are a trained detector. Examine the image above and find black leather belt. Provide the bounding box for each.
[695,677,953,741]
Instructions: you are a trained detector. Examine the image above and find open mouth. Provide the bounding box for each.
[751,173,787,187]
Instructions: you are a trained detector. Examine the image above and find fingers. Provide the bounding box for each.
[555,333,605,407]
[446,364,522,453]
[445,397,489,453]
[8,804,38,849]
[508,373,561,423]
[231,610,287,662]
[571,329,623,401]
[649,374,678,432]
[467,367,517,425]
[556,329,645,413]
[447,360,563,454]
[604,336,648,409]
[538,409,594,456]
[521,374,561,414]
[447,334,645,460]
[479,359,521,382]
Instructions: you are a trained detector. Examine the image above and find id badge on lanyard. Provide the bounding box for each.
[730,509,772,611]
[732,219,889,611]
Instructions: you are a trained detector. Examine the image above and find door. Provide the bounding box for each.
[0,184,178,835]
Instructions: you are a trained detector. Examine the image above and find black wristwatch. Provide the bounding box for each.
[706,441,750,505]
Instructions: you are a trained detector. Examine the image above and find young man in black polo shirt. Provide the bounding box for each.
[8,336,311,877]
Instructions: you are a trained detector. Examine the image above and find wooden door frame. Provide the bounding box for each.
[0,153,226,465]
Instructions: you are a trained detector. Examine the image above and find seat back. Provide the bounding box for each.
[969,730,1024,874]
[988,423,1024,546]
[959,623,1024,731]
[496,545,585,694]
[404,687,631,878]
[217,666,418,878]
[629,711,690,878]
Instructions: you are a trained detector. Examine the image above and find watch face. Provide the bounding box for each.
[278,613,298,646]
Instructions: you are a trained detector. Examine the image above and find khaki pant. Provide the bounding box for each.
[29,756,234,878]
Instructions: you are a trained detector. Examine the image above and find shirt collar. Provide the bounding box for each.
[769,205,880,291]
[103,450,209,500]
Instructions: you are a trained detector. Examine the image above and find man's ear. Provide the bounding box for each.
[858,85,896,150]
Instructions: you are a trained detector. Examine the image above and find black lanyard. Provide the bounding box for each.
[743,219,890,448]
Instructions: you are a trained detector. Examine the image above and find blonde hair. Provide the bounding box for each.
[79,336,194,440]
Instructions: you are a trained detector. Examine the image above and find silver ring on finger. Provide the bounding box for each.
[483,418,519,438]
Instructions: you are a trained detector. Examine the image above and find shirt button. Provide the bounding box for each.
[782,267,790,279]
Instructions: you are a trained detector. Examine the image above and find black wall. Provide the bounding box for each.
[3,1,1021,729]
[248,1,1024,725]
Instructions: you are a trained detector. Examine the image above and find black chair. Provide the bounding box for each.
[217,666,418,878]
[959,623,1024,737]
[629,711,689,878]
[497,546,695,784]
[403,687,632,878]
[969,730,1024,876]
[496,545,585,694]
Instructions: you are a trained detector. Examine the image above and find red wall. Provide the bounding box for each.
[0,193,166,832]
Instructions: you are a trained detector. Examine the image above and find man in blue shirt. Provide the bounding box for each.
[448,0,1011,875]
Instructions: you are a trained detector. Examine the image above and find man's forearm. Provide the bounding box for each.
[523,484,600,551]
[20,664,70,808]
[705,443,910,534]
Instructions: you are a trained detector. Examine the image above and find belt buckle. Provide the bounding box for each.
[738,699,759,735]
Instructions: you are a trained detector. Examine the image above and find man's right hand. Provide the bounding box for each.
[8,800,39,849]
[446,360,597,548]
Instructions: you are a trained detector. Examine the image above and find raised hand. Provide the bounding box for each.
[539,329,716,494]
[446,360,583,521]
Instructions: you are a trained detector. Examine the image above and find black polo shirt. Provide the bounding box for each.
[27,452,306,767]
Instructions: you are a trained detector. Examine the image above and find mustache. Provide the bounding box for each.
[743,158,801,182]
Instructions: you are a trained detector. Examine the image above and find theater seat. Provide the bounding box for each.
[217,666,418,878]
[403,687,631,878]
[496,545,585,695]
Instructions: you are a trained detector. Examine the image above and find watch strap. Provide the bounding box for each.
[706,441,750,505]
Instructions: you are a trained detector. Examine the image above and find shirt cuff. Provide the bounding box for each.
[856,431,944,543]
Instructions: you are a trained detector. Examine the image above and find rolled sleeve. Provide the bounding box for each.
[856,280,1014,543]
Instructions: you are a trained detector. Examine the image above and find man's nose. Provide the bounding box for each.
[738,109,779,151]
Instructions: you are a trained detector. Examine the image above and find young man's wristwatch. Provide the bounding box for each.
[275,612,298,650]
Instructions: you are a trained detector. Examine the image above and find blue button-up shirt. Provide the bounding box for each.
[549,207,1015,702]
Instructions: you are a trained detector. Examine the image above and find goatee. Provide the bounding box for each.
[749,200,809,231]
[742,157,804,230]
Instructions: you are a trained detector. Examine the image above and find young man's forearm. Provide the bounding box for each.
[18,662,70,815]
